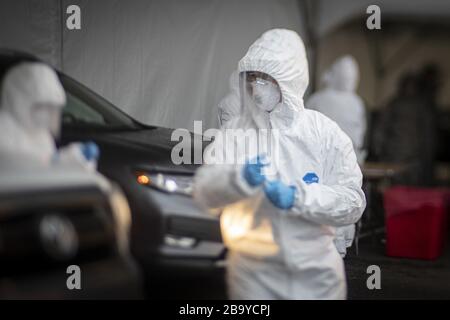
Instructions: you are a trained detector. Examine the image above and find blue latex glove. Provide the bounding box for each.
[264,180,297,209]
[242,155,268,187]
[80,141,100,161]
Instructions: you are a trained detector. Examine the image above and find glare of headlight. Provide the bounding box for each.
[165,179,178,192]
[137,174,150,185]
[39,214,78,260]
[135,171,193,196]
[164,235,196,248]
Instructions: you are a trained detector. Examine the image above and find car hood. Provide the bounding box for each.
[106,126,182,149]
[85,126,208,173]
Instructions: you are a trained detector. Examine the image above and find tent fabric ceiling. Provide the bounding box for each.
[1,0,448,130]
[312,0,450,110]
[1,0,305,131]
[0,0,62,68]
[315,0,450,37]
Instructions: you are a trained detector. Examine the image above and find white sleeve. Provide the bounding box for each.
[193,134,259,211]
[289,124,366,227]
[218,92,240,126]
[193,163,259,211]
[56,143,97,172]
[353,98,367,152]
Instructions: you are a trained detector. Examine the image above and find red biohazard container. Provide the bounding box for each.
[383,186,449,260]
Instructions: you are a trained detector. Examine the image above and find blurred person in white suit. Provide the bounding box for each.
[0,62,99,172]
[306,55,367,258]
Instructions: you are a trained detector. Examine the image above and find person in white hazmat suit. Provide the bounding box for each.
[306,55,367,163]
[193,29,366,300]
[306,55,367,258]
[218,70,240,126]
[0,62,99,171]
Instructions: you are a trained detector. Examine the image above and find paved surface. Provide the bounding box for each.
[345,236,450,300]
[145,236,450,300]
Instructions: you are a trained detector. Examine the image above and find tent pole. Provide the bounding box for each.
[299,0,318,94]
[58,0,64,71]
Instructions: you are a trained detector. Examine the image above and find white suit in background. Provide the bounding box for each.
[194,29,366,299]
[306,55,367,164]
[306,56,367,258]
[218,70,240,126]
[0,62,96,171]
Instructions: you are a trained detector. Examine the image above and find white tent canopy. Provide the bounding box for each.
[0,0,306,131]
[315,0,450,37]
[312,0,450,109]
[1,0,449,130]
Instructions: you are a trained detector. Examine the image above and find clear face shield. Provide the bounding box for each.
[239,71,281,115]
[235,71,281,178]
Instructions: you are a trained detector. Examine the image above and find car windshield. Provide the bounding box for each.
[60,74,140,130]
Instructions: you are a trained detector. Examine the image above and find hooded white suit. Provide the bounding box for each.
[306,55,367,164]
[306,56,367,257]
[0,62,96,172]
[218,70,240,126]
[194,29,366,299]
[0,63,66,169]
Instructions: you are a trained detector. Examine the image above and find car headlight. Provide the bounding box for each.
[134,172,193,196]
[39,214,79,260]
[164,234,197,249]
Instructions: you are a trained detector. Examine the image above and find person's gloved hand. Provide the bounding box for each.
[80,141,99,161]
[242,155,268,187]
[264,180,297,209]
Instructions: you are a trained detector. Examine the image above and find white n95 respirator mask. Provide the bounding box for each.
[251,78,281,112]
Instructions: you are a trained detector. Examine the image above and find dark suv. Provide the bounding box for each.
[0,50,225,298]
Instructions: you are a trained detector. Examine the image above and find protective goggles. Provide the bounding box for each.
[244,71,278,86]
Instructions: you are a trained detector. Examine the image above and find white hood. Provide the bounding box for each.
[0,63,66,169]
[237,29,309,127]
[321,55,359,92]
[1,62,66,131]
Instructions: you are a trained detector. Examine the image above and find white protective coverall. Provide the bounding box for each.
[218,70,240,126]
[0,62,94,171]
[306,55,367,163]
[194,29,366,299]
[306,55,367,257]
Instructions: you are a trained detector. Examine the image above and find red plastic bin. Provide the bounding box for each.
[383,186,449,260]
